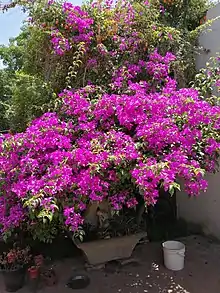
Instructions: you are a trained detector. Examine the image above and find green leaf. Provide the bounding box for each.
[169,185,175,196]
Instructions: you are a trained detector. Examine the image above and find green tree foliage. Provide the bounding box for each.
[0,69,13,132]
[0,26,56,132]
[7,72,56,132]
[0,0,217,132]
[160,0,211,30]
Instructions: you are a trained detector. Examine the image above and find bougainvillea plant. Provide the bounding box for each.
[0,0,219,242]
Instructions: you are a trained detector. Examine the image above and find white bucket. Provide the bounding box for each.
[162,241,185,271]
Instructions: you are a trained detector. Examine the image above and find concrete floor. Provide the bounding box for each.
[2,235,220,293]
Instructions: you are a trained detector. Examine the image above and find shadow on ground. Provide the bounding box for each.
[1,235,220,293]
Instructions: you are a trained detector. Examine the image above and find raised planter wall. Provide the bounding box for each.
[75,232,147,265]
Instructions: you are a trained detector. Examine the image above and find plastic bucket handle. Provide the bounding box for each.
[177,251,185,257]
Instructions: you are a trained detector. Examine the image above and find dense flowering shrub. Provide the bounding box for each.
[0,49,219,241]
[0,0,219,242]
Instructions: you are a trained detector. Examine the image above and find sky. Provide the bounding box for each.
[0,0,82,46]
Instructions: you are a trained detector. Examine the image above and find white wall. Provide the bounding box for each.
[177,172,220,237]
[196,2,220,70]
[177,3,220,239]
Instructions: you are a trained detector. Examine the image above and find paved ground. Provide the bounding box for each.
[1,235,220,293]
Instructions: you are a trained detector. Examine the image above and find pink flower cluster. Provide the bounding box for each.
[49,0,142,60]
[50,3,94,55]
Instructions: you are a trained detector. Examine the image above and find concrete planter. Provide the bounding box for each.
[75,232,147,265]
